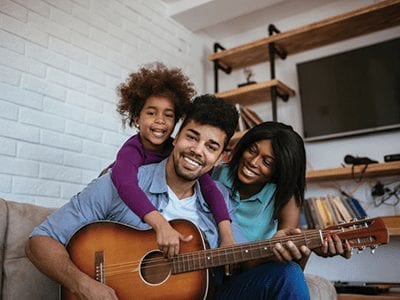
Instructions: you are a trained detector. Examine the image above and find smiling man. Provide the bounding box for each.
[25,94,245,300]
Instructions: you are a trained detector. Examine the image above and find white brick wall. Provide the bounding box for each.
[0,0,213,207]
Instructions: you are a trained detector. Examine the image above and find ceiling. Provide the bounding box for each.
[162,0,339,40]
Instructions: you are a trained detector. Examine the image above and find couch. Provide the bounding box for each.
[0,198,337,299]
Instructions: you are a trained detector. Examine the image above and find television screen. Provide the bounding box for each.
[297,37,400,142]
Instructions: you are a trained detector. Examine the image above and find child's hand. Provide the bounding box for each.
[156,222,193,258]
[219,236,235,248]
[144,211,193,258]
[218,220,236,248]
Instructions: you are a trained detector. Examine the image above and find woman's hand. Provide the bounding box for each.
[272,228,311,262]
[314,233,352,259]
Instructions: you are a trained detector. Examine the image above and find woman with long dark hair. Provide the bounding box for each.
[213,121,351,299]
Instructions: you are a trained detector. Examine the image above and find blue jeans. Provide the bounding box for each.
[215,261,310,300]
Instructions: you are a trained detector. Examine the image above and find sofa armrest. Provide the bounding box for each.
[0,198,59,300]
[0,199,7,294]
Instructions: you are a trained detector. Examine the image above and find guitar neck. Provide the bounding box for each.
[171,230,323,274]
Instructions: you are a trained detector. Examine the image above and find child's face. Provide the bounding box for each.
[136,95,175,151]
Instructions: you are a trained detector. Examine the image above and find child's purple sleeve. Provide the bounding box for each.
[111,136,159,219]
[199,173,231,223]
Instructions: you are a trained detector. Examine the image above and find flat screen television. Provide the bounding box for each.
[297,37,400,142]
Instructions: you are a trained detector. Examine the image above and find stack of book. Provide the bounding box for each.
[232,104,263,142]
[222,104,263,162]
[299,195,368,229]
[236,104,263,131]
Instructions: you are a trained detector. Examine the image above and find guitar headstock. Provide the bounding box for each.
[325,217,389,250]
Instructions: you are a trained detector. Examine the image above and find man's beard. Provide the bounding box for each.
[172,152,205,181]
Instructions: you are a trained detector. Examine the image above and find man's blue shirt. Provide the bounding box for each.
[31,158,247,248]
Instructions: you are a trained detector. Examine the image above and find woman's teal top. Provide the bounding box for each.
[212,164,278,242]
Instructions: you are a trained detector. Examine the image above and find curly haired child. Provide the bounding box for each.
[108,63,235,255]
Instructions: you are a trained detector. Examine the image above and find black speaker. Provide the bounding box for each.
[344,155,378,165]
[384,154,400,162]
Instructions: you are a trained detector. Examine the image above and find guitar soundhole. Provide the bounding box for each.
[140,250,171,285]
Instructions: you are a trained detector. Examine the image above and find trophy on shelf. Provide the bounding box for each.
[238,67,257,87]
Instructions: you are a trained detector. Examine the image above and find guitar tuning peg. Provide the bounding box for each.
[370,245,377,254]
[351,218,358,222]
[357,246,365,253]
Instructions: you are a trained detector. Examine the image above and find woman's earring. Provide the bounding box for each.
[135,123,140,129]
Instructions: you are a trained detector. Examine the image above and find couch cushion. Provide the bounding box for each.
[305,273,337,300]
[0,198,59,300]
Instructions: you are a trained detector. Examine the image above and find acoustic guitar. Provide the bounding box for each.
[61,217,389,300]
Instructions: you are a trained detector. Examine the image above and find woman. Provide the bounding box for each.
[213,121,351,299]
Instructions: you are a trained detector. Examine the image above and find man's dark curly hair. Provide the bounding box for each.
[117,63,196,127]
[180,94,239,149]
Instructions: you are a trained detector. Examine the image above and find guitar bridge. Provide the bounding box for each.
[95,251,105,283]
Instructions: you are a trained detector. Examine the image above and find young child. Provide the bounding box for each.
[108,63,235,254]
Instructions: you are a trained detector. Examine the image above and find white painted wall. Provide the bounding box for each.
[212,0,400,282]
[0,0,213,207]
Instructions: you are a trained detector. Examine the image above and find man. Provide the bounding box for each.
[26,95,244,298]
[26,95,311,299]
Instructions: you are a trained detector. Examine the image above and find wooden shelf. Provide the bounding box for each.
[208,0,400,70]
[306,161,400,183]
[215,79,295,105]
[338,292,400,300]
[382,215,400,237]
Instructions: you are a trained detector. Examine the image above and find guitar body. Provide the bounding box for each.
[60,217,389,299]
[61,220,209,300]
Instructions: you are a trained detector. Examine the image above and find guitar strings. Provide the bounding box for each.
[100,230,348,277]
[98,230,348,278]
[100,225,378,278]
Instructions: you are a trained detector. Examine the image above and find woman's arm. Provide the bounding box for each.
[274,197,310,269]
[277,196,300,230]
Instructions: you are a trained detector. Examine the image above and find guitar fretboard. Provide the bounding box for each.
[171,231,323,274]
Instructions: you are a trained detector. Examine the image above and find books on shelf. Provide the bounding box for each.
[346,197,368,219]
[300,195,368,229]
[225,104,264,161]
[235,104,263,134]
